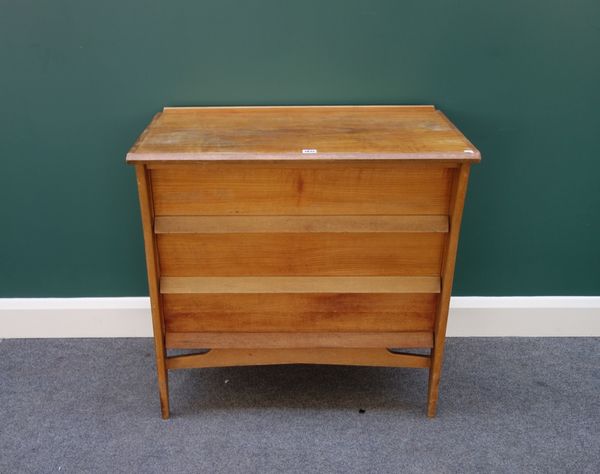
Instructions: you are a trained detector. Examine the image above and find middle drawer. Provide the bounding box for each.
[157,232,445,277]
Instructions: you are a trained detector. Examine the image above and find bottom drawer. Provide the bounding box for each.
[163,293,436,333]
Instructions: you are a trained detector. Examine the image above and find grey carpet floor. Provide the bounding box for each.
[0,338,598,474]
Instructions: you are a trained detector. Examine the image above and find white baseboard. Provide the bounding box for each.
[446,297,600,336]
[0,296,598,338]
[0,298,153,338]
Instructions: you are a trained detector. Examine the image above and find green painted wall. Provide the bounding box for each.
[1,0,599,297]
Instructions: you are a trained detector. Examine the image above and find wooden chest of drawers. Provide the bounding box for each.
[127,105,480,418]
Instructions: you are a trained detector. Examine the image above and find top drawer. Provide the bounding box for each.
[149,162,454,216]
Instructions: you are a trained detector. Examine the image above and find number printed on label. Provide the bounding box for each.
[302,149,318,154]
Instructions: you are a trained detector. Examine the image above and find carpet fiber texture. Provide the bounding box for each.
[0,338,598,473]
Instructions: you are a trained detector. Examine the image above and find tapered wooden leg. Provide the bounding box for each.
[427,345,443,417]
[156,352,170,419]
[154,333,170,419]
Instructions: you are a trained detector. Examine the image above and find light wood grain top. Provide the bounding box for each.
[126,106,481,162]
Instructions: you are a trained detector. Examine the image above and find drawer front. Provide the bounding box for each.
[150,162,453,216]
[157,232,444,277]
[163,293,436,333]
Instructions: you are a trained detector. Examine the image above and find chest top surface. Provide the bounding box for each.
[126,105,480,163]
